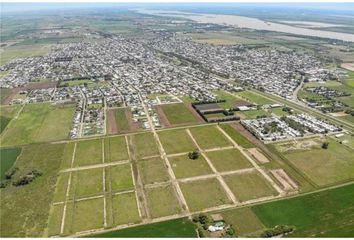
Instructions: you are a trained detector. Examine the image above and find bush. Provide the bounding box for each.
[188,150,200,160]
[5,167,18,180]
[322,142,329,149]
[260,225,295,237]
[12,169,43,187]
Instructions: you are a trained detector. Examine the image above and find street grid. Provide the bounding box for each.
[49,123,292,237]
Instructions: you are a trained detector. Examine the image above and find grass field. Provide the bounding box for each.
[104,136,128,162]
[224,171,278,202]
[74,139,102,167]
[214,90,241,109]
[53,172,70,202]
[206,148,252,172]
[107,164,134,193]
[219,124,254,148]
[47,204,64,236]
[70,168,103,198]
[221,207,264,237]
[0,143,65,237]
[0,147,21,180]
[0,88,12,104]
[251,183,354,237]
[160,103,199,125]
[130,133,159,158]
[146,184,182,218]
[236,91,276,105]
[110,192,141,226]
[158,128,197,154]
[138,157,169,184]
[0,115,12,134]
[280,138,354,186]
[180,178,231,211]
[112,108,130,132]
[239,109,271,119]
[1,103,75,146]
[189,125,232,149]
[169,154,213,179]
[0,45,50,65]
[90,218,197,237]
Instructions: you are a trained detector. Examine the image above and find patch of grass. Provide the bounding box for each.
[107,164,134,193]
[160,103,199,125]
[224,171,278,202]
[0,147,21,180]
[111,192,141,226]
[0,143,65,237]
[169,154,213,179]
[71,168,103,198]
[240,109,271,119]
[0,88,12,104]
[0,115,11,133]
[138,157,169,184]
[283,138,354,186]
[206,148,252,172]
[53,172,70,202]
[104,136,128,162]
[113,108,130,132]
[47,204,64,236]
[90,218,197,237]
[189,125,232,150]
[60,143,75,170]
[221,207,264,237]
[180,178,232,211]
[252,183,354,237]
[219,124,254,148]
[158,128,197,154]
[72,198,104,233]
[236,91,276,105]
[74,139,102,167]
[130,133,159,158]
[146,184,182,218]
[0,45,50,65]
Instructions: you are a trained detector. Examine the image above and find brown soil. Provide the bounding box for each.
[106,109,118,134]
[186,103,205,123]
[271,169,298,191]
[24,82,57,90]
[2,88,20,105]
[125,108,140,132]
[154,105,172,128]
[248,148,269,164]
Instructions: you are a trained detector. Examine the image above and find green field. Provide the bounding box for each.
[0,115,11,134]
[0,147,21,180]
[280,138,354,186]
[0,45,50,65]
[189,125,232,150]
[169,154,213,179]
[214,90,242,109]
[1,103,75,146]
[158,128,197,154]
[239,109,271,119]
[70,168,103,198]
[251,183,354,237]
[0,88,12,104]
[160,103,199,125]
[112,108,130,132]
[106,164,134,193]
[206,148,252,172]
[180,178,231,211]
[138,157,169,184]
[110,192,141,226]
[74,139,103,167]
[104,136,128,162]
[130,133,159,158]
[236,91,276,105]
[0,143,65,237]
[90,218,197,237]
[146,184,182,218]
[224,171,278,202]
[219,124,254,149]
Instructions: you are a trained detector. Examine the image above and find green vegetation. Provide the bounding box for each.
[90,218,197,237]
[224,171,278,202]
[70,168,103,198]
[160,103,199,125]
[236,90,276,105]
[0,115,11,134]
[74,139,102,167]
[0,88,12,104]
[110,192,141,226]
[169,154,212,179]
[0,143,65,237]
[52,172,70,202]
[104,136,128,162]
[130,133,159,158]
[47,204,64,236]
[0,147,21,180]
[146,184,182,218]
[158,128,197,154]
[113,108,130,132]
[206,148,252,172]
[138,157,169,184]
[189,32,267,45]
[252,183,354,237]
[0,45,50,65]
[107,164,134,193]
[180,178,232,211]
[189,125,232,150]
[240,109,271,119]
[219,124,254,148]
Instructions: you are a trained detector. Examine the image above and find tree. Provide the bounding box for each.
[188,150,200,160]
[322,142,329,149]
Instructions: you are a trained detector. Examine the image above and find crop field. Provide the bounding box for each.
[205,148,252,172]
[275,138,354,187]
[223,171,278,202]
[159,103,200,125]
[189,125,232,149]
[1,103,75,146]
[146,184,182,218]
[0,45,50,65]
[158,128,197,154]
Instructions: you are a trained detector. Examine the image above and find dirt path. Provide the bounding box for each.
[106,109,118,134]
